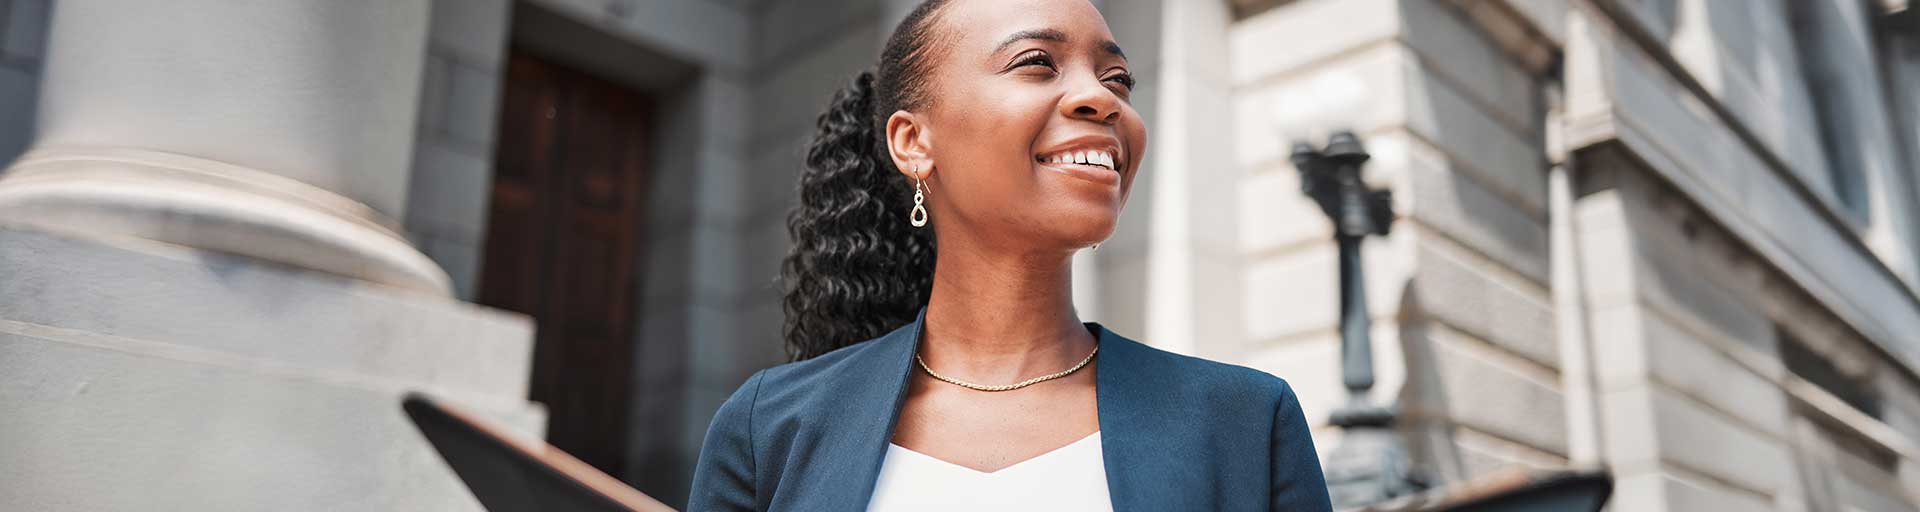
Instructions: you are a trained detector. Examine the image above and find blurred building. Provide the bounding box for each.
[2,0,1919,510]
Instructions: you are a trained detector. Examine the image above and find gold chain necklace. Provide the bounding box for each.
[915,345,1099,392]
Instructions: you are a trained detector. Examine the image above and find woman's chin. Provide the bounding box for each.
[1045,213,1120,248]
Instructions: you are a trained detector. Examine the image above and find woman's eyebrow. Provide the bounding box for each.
[993,28,1068,54]
[991,28,1128,61]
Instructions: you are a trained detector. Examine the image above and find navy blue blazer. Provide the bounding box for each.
[687,309,1331,511]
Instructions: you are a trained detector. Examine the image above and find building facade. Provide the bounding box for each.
[3,0,1920,510]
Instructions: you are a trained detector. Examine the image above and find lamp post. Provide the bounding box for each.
[1291,132,1423,508]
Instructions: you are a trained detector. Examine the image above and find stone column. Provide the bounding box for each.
[0,1,542,509]
[0,0,448,294]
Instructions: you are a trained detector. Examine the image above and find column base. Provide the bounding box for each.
[0,146,451,295]
[0,226,539,510]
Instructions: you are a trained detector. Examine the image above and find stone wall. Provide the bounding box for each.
[404,0,515,300]
[1223,1,1920,510]
[1228,0,1565,479]
[1561,0,1920,510]
[1572,153,1803,509]
[1572,144,1920,511]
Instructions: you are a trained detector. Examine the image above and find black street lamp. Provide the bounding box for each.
[1290,132,1423,508]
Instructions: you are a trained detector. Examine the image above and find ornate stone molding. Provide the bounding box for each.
[0,147,450,294]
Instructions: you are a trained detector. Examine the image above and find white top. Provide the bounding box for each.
[865,432,1114,512]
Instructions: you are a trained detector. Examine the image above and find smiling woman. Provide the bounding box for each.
[686,1,1330,510]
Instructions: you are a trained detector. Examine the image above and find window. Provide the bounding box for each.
[1787,0,1875,221]
[1779,327,1881,419]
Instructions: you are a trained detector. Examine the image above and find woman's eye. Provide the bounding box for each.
[1015,52,1054,69]
[1106,73,1136,91]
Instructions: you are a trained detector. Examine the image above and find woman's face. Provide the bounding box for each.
[892,0,1148,252]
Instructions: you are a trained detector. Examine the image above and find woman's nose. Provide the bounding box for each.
[1060,75,1122,124]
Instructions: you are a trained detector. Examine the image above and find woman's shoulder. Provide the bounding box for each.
[1096,327,1302,408]
[757,323,910,388]
[709,322,919,425]
[1108,329,1294,385]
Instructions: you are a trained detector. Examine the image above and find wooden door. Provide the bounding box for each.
[479,49,649,477]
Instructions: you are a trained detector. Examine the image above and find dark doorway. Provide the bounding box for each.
[478,48,650,478]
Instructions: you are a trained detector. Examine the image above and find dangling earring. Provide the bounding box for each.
[909,166,929,228]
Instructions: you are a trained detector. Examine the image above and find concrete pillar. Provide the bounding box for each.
[0,0,449,294]
[0,1,542,509]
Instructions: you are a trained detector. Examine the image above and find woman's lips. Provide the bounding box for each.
[1036,159,1121,186]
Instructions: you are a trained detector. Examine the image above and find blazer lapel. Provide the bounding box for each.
[1094,324,1160,511]
[811,307,923,509]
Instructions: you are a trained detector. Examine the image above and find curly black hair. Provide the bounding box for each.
[781,0,951,361]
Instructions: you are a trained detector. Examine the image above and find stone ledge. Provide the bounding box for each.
[0,148,453,294]
[0,327,542,511]
[1600,383,1794,498]
[0,226,534,401]
[1400,322,1568,457]
[1609,470,1777,512]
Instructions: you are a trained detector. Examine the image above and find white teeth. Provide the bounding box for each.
[1040,150,1118,169]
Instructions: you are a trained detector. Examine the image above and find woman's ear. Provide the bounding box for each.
[885,110,932,180]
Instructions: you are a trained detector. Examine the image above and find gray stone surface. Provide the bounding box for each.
[34,0,432,222]
[405,143,493,244]
[1409,238,1556,370]
[1604,383,1795,497]
[1570,19,1920,388]
[1611,471,1777,512]
[1401,322,1568,457]
[0,327,542,512]
[1399,131,1550,285]
[404,0,513,300]
[0,224,540,511]
[428,0,511,69]
[1229,0,1401,88]
[441,60,504,153]
[0,227,535,404]
[1400,0,1540,137]
[1400,57,1547,219]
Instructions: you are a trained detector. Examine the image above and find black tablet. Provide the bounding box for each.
[402,393,676,512]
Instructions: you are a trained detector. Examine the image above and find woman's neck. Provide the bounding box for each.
[920,237,1097,383]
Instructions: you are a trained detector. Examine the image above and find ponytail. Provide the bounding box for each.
[780,71,937,360]
[781,0,951,361]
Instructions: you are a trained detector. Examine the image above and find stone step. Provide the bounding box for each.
[0,226,534,401]
[0,325,546,511]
